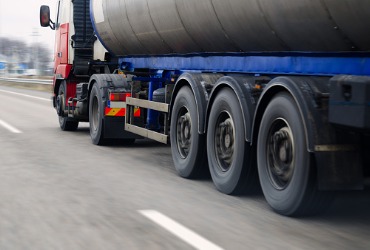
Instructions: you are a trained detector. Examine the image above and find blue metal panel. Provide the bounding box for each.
[119,53,370,76]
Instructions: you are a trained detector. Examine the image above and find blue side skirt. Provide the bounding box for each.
[118,52,370,76]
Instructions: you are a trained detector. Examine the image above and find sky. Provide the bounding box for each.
[0,0,57,56]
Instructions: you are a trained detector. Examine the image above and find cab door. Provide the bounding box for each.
[54,0,70,74]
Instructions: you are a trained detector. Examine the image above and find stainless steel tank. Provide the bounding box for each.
[91,0,370,56]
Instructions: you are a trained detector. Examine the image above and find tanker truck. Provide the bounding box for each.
[40,0,370,216]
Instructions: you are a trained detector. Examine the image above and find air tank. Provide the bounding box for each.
[91,0,370,56]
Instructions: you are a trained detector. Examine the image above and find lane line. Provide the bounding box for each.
[139,210,224,250]
[0,119,22,134]
[0,89,50,101]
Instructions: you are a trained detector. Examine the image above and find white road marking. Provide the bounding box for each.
[0,119,22,134]
[0,89,50,101]
[139,210,224,250]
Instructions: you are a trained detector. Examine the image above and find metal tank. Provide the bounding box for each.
[91,0,370,56]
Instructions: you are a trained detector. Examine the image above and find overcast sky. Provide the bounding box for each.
[0,0,57,55]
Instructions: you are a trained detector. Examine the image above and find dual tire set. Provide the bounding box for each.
[57,82,103,144]
[170,86,330,216]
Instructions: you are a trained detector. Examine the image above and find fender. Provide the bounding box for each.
[252,76,330,152]
[53,79,77,110]
[252,76,363,190]
[206,76,258,142]
[170,73,223,134]
[88,74,132,101]
[53,64,73,98]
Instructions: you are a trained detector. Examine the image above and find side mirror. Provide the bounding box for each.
[40,5,55,30]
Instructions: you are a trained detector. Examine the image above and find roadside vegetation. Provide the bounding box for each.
[0,37,52,76]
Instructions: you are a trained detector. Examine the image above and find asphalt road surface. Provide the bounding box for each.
[0,84,369,250]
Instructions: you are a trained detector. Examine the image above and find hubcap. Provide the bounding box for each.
[267,119,295,190]
[215,112,235,172]
[176,107,192,158]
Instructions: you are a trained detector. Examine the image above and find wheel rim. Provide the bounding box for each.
[266,118,295,190]
[91,96,99,132]
[214,111,235,172]
[176,106,192,159]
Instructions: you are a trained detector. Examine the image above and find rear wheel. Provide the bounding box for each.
[170,86,207,178]
[257,92,332,216]
[89,84,105,145]
[57,81,79,131]
[207,88,256,194]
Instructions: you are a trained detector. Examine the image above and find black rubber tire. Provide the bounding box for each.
[207,88,257,194]
[153,88,166,127]
[170,86,207,178]
[57,81,79,131]
[153,88,166,103]
[89,84,106,145]
[257,92,332,216]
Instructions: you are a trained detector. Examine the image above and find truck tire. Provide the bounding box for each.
[170,86,207,178]
[257,92,331,216]
[89,84,105,145]
[207,88,256,195]
[153,88,166,103]
[57,81,79,131]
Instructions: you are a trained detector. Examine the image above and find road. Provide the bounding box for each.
[0,84,369,250]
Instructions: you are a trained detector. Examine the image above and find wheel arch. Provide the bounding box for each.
[88,74,110,102]
[87,74,132,103]
[252,76,328,153]
[53,79,63,107]
[170,73,223,134]
[54,79,63,95]
[206,76,257,142]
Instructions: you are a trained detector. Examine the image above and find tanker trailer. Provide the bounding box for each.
[40,0,370,216]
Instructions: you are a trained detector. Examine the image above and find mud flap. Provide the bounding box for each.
[316,146,363,190]
[103,116,141,139]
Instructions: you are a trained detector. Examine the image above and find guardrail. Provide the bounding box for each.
[0,77,52,85]
[0,77,53,92]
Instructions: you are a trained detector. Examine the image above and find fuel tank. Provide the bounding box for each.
[91,0,370,56]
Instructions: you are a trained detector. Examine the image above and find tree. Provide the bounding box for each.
[0,37,52,75]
